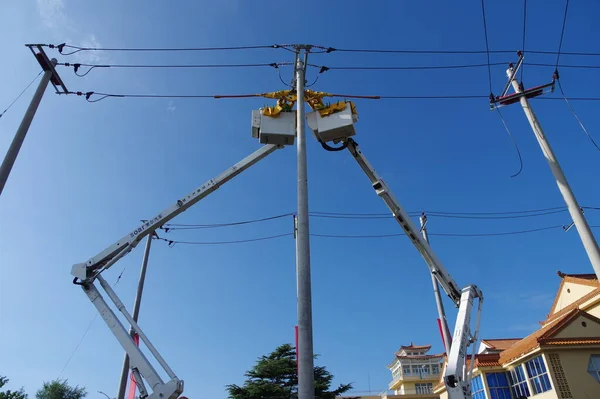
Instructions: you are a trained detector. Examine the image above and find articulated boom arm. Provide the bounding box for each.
[345,138,464,303]
[72,143,281,283]
[71,143,283,399]
[344,138,483,399]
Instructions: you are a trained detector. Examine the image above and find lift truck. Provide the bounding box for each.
[71,93,482,399]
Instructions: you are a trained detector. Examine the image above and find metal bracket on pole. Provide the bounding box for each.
[26,44,69,94]
[489,52,555,110]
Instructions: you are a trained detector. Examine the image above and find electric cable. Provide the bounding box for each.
[156,233,292,247]
[63,90,600,102]
[521,0,527,82]
[53,43,280,55]
[0,71,43,119]
[555,0,570,70]
[313,62,600,72]
[58,62,290,77]
[480,0,493,95]
[157,225,600,244]
[556,79,600,152]
[494,107,524,177]
[162,206,598,228]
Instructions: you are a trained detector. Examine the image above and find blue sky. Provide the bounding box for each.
[1,0,600,398]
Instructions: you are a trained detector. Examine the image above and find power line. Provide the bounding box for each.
[557,79,600,152]
[556,0,571,69]
[156,233,292,246]
[52,43,280,55]
[0,71,43,119]
[521,0,527,82]
[62,89,600,103]
[162,206,599,228]
[494,107,523,178]
[58,62,291,77]
[480,0,493,94]
[156,225,600,244]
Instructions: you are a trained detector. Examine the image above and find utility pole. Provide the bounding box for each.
[116,234,153,399]
[505,65,600,280]
[0,45,68,197]
[420,213,452,355]
[295,46,315,399]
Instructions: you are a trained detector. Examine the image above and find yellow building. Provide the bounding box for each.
[434,271,600,399]
[382,343,444,399]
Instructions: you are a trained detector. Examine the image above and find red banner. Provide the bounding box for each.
[128,333,140,399]
[294,326,299,375]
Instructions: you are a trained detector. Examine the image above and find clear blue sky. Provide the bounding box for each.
[1,1,600,398]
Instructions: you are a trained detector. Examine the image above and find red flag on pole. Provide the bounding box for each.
[127,333,140,399]
[294,326,299,375]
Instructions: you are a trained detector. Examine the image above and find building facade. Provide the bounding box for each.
[433,271,600,399]
[383,343,444,399]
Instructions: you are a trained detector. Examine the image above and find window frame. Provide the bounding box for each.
[509,365,530,398]
[525,355,552,395]
[471,374,486,399]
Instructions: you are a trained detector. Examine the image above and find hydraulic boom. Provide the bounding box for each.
[71,143,284,399]
[344,138,483,399]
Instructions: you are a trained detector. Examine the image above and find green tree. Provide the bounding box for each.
[226,344,354,399]
[0,376,28,399]
[35,380,86,399]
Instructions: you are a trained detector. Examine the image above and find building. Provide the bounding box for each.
[433,271,600,399]
[382,343,444,399]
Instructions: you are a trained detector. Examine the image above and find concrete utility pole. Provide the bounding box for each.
[116,234,153,399]
[420,213,452,355]
[507,67,600,280]
[295,46,315,399]
[0,59,56,197]
[1,45,69,198]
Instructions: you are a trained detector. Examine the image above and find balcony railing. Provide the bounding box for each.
[379,388,436,398]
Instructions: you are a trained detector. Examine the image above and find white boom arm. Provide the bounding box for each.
[344,138,483,399]
[71,143,283,399]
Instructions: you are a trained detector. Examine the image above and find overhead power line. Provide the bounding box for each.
[42,42,600,57]
[161,206,599,230]
[62,90,600,102]
[155,224,600,246]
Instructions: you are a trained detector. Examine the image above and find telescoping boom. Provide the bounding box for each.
[71,108,300,399]
[305,100,483,399]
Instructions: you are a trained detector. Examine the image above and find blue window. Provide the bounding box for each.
[588,354,600,384]
[486,372,512,399]
[509,365,530,398]
[525,355,552,394]
[471,375,486,399]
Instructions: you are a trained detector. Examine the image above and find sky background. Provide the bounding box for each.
[1,1,600,398]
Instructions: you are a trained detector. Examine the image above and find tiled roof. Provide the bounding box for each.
[480,338,522,351]
[395,354,444,360]
[499,309,600,364]
[399,342,432,351]
[541,338,600,345]
[544,287,600,324]
[548,271,599,317]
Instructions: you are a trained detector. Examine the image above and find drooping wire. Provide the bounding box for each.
[480,0,493,94]
[164,213,292,230]
[156,233,292,247]
[495,107,524,177]
[556,0,570,69]
[59,62,289,77]
[521,0,527,82]
[557,79,600,152]
[0,71,43,119]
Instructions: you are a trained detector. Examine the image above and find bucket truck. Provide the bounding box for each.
[70,110,298,399]
[305,99,484,399]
